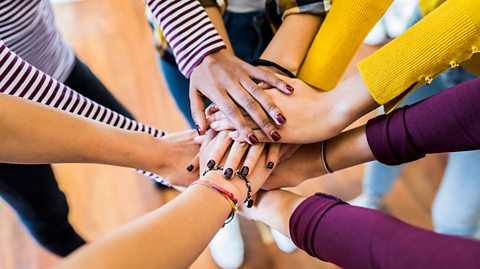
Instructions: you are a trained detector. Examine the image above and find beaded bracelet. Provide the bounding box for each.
[190,180,238,226]
[235,170,254,208]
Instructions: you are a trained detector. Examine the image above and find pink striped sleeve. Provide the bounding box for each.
[0,41,171,186]
[146,0,226,77]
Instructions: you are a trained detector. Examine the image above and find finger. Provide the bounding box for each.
[206,111,226,126]
[240,79,287,127]
[228,83,281,142]
[205,103,219,117]
[228,129,275,143]
[239,143,265,177]
[210,116,256,132]
[223,141,250,179]
[215,92,258,145]
[247,65,294,94]
[189,88,207,135]
[207,131,233,170]
[186,153,200,173]
[266,143,281,170]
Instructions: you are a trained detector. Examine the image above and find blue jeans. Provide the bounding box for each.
[158,10,274,128]
[362,68,480,237]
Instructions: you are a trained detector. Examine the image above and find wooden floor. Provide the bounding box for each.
[0,0,447,268]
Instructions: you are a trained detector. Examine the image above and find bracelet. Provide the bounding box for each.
[203,166,224,177]
[321,140,334,174]
[190,180,238,226]
[252,59,296,78]
[235,170,254,208]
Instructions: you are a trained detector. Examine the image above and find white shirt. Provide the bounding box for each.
[226,0,265,13]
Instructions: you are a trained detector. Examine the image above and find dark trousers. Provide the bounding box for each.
[0,57,134,256]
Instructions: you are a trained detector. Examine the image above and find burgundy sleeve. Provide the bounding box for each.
[366,77,480,165]
[290,193,480,269]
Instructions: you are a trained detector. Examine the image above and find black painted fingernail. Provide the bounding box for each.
[248,133,259,144]
[224,168,233,179]
[186,164,194,172]
[271,131,281,142]
[195,124,201,135]
[207,160,216,169]
[267,162,275,169]
[275,113,286,124]
[286,85,294,92]
[240,166,249,177]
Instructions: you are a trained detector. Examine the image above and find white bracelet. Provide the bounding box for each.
[321,140,334,174]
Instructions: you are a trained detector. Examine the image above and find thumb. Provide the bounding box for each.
[189,87,207,135]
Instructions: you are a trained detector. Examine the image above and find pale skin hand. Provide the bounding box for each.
[0,94,199,187]
[54,130,273,269]
[210,72,379,144]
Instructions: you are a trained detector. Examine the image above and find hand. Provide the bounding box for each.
[209,74,378,144]
[198,130,273,202]
[145,130,200,187]
[189,50,294,144]
[262,143,325,190]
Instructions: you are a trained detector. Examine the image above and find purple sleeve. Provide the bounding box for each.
[145,0,226,77]
[290,193,480,269]
[0,41,170,186]
[366,77,480,165]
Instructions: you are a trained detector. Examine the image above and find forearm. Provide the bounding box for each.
[260,14,323,75]
[55,178,233,269]
[0,94,159,171]
[290,193,480,269]
[366,77,480,165]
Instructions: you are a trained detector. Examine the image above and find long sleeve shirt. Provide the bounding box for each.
[0,41,170,186]
[290,193,480,269]
[366,77,480,165]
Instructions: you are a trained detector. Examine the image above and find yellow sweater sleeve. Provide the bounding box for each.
[297,0,393,91]
[358,0,480,112]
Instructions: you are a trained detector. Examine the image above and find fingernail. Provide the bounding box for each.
[275,113,286,124]
[207,160,216,169]
[195,124,201,135]
[240,166,249,176]
[286,85,294,92]
[224,168,233,179]
[271,131,281,142]
[267,162,275,169]
[229,132,240,139]
[210,121,220,129]
[186,164,194,172]
[248,133,259,144]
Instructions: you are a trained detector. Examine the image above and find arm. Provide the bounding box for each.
[265,76,480,189]
[54,131,272,269]
[0,41,196,186]
[0,94,199,186]
[146,0,293,142]
[247,190,480,269]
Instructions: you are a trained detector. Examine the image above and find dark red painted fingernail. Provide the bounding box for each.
[240,166,249,177]
[286,85,294,92]
[195,124,201,135]
[271,131,281,142]
[186,164,194,172]
[267,162,275,169]
[275,113,286,124]
[248,133,259,144]
[224,168,233,179]
[207,160,216,170]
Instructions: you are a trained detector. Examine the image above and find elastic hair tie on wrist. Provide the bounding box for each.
[252,59,296,78]
[321,140,334,174]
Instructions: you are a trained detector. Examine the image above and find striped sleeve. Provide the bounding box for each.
[0,41,171,186]
[146,0,226,77]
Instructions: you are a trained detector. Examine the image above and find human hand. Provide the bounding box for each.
[209,74,378,144]
[145,130,200,187]
[198,130,273,202]
[189,50,294,144]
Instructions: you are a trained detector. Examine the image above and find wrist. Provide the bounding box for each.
[201,171,248,203]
